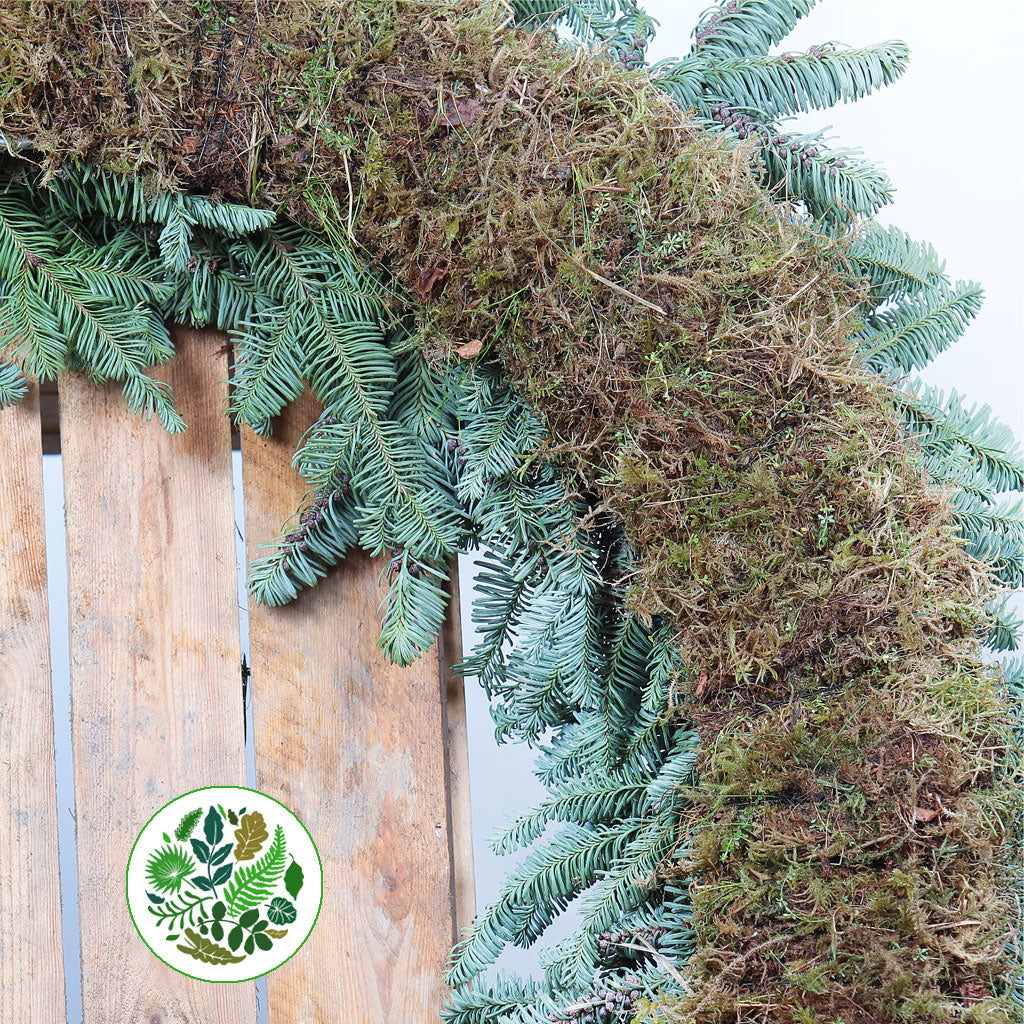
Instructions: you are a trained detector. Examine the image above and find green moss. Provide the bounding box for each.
[0,1,1017,1017]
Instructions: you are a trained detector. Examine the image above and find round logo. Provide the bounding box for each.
[127,786,322,982]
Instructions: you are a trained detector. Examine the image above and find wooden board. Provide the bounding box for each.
[439,565,475,933]
[61,329,256,1024]
[0,385,67,1023]
[242,393,465,1023]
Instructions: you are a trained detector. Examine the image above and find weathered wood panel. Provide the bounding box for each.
[242,393,464,1023]
[440,566,475,932]
[0,385,67,1023]
[61,330,255,1024]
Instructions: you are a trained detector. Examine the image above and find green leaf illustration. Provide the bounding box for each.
[146,892,165,905]
[204,806,224,847]
[176,927,245,965]
[210,842,233,866]
[190,838,211,863]
[228,925,243,951]
[233,811,269,862]
[223,825,287,917]
[210,920,224,942]
[284,858,304,900]
[239,908,260,929]
[266,928,288,939]
[174,808,203,842]
[227,809,238,826]
[147,890,210,931]
[211,862,234,886]
[254,932,273,951]
[244,934,255,955]
[191,875,214,892]
[145,844,197,895]
[267,897,296,926]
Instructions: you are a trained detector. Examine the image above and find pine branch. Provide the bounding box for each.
[457,553,535,699]
[246,482,359,606]
[492,772,649,855]
[443,973,550,1024]
[900,385,1024,493]
[0,189,74,379]
[541,812,676,989]
[0,357,28,408]
[757,124,892,222]
[661,43,909,121]
[511,1,656,64]
[686,105,893,223]
[847,223,947,301]
[858,280,983,374]
[229,307,306,434]
[377,552,451,666]
[622,633,684,774]
[446,819,646,986]
[690,0,817,58]
[987,595,1022,653]
[948,488,1024,588]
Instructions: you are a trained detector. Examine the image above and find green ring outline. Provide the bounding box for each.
[126,784,324,984]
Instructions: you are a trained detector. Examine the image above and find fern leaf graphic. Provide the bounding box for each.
[223,824,286,916]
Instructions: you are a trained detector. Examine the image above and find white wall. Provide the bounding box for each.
[463,0,1024,976]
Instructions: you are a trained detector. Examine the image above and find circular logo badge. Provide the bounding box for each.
[127,786,322,982]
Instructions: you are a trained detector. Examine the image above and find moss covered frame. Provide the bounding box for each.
[1,1,1020,1020]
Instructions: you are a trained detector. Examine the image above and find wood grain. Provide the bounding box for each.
[439,565,475,933]
[241,392,463,1023]
[0,385,67,1023]
[61,329,256,1024]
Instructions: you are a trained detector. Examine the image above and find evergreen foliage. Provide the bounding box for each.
[512,1,1022,666]
[0,2,1019,1020]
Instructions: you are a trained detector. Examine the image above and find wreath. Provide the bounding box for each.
[1,1,1020,1019]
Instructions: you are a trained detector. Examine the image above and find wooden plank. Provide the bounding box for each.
[242,393,463,1023]
[439,565,476,932]
[61,328,256,1024]
[0,385,67,1024]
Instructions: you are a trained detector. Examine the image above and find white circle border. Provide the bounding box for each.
[126,785,323,983]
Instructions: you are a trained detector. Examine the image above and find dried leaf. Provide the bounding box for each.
[442,95,485,128]
[693,670,708,699]
[176,927,245,965]
[455,339,482,360]
[416,264,448,300]
[234,811,269,861]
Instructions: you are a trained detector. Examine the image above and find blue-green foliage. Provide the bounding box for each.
[650,5,908,224]
[438,4,1023,1022]
[0,356,28,409]
[511,1,657,63]
[0,5,1019,1019]
[0,179,182,430]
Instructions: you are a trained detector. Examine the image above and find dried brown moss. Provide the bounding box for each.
[2,1,1018,1018]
